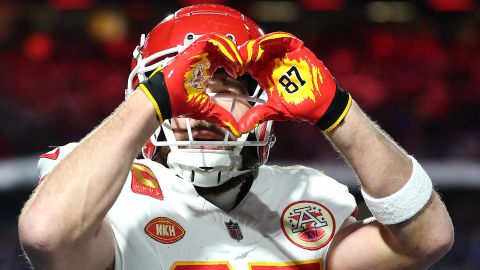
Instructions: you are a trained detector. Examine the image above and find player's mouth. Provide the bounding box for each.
[190,129,235,150]
[172,120,237,150]
[192,129,225,141]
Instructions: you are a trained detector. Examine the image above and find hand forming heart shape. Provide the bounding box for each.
[140,32,350,137]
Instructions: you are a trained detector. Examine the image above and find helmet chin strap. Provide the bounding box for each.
[166,149,250,187]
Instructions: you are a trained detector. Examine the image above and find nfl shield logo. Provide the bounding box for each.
[225,219,243,241]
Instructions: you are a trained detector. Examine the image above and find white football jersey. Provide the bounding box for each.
[38,144,357,270]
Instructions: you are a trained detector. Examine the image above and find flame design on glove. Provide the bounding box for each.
[238,32,351,133]
[138,33,245,137]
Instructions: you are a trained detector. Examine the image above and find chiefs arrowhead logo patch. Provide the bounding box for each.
[131,163,163,200]
[145,217,185,244]
[281,200,336,250]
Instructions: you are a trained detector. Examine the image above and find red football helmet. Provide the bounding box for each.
[126,4,275,187]
[127,4,263,92]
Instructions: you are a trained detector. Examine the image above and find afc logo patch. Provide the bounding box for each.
[281,200,336,250]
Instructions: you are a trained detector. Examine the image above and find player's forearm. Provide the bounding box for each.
[384,193,454,267]
[326,100,453,264]
[326,100,411,197]
[19,90,158,249]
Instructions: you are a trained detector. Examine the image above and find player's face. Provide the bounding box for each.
[170,72,253,149]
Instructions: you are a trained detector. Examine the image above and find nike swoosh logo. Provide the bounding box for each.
[40,147,60,160]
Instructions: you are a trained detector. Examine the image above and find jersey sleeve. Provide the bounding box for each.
[106,159,169,270]
[307,166,358,224]
[37,142,78,181]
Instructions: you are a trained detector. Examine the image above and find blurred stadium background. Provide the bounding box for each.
[1,0,479,269]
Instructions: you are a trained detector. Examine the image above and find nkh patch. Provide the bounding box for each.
[281,200,336,250]
[225,219,243,241]
[145,217,185,244]
[130,163,163,200]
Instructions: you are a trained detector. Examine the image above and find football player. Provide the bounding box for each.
[19,4,453,270]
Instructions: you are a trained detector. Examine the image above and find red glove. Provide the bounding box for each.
[238,32,352,133]
[137,33,243,137]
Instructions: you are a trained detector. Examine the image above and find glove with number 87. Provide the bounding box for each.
[238,32,352,133]
[137,33,243,137]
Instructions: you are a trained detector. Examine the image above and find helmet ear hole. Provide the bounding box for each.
[184,33,196,45]
[226,34,236,44]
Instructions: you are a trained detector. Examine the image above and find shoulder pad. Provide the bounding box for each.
[130,162,164,200]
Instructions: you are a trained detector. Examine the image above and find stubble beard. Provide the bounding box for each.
[152,126,260,196]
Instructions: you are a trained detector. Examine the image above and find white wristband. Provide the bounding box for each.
[361,155,433,225]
